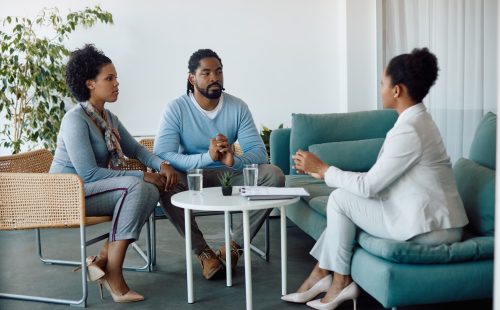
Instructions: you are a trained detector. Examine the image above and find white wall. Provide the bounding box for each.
[486,0,499,113]
[0,0,351,142]
[328,0,380,113]
[345,0,379,112]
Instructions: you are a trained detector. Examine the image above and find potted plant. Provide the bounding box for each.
[218,171,234,196]
[260,123,283,160]
[0,6,113,154]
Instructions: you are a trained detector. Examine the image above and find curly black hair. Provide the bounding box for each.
[386,47,439,103]
[186,49,222,95]
[65,44,112,102]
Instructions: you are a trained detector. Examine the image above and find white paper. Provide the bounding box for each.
[240,187,310,197]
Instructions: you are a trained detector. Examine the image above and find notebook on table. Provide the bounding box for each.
[239,187,310,200]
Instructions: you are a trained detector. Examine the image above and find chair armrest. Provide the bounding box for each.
[121,158,147,172]
[270,128,291,175]
[0,149,53,173]
[0,173,84,230]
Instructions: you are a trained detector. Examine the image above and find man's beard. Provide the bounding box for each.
[197,82,224,99]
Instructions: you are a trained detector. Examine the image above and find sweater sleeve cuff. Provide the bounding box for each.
[324,166,341,187]
[151,157,163,171]
[201,152,215,167]
[232,156,243,170]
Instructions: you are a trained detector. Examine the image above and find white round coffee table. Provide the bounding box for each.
[171,186,299,310]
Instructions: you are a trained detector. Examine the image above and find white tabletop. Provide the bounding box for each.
[171,186,299,212]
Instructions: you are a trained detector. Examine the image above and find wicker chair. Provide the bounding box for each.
[138,138,270,261]
[0,149,154,307]
[139,138,155,153]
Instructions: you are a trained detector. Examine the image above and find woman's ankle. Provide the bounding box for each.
[95,255,107,270]
[104,267,129,294]
[105,276,129,295]
[297,270,330,293]
[332,274,352,290]
[312,264,330,279]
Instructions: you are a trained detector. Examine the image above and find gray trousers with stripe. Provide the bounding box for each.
[84,176,160,242]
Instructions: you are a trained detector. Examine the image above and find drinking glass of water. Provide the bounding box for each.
[243,164,258,187]
[187,169,203,194]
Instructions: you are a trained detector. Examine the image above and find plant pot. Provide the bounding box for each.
[221,186,233,196]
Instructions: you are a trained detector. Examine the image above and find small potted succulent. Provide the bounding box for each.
[218,171,234,196]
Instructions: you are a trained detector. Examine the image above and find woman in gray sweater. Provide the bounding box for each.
[50,44,177,303]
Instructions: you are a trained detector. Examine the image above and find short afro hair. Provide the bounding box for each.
[65,44,112,102]
[186,49,222,95]
[386,47,439,103]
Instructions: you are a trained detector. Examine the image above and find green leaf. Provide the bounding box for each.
[0,5,113,154]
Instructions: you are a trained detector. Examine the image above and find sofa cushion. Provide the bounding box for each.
[453,157,495,236]
[309,196,330,216]
[357,232,494,264]
[469,112,496,170]
[309,138,384,172]
[285,175,333,203]
[351,248,494,308]
[289,110,397,174]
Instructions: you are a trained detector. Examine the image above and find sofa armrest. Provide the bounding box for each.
[270,128,291,175]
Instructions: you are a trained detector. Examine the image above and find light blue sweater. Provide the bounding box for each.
[50,104,163,183]
[154,93,267,171]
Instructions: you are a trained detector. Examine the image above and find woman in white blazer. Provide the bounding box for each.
[281,48,469,310]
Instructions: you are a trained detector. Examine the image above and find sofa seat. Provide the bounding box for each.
[285,175,333,203]
[351,248,493,307]
[357,232,494,264]
[271,110,496,308]
[285,175,332,239]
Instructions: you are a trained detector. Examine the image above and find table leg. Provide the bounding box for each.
[281,205,287,295]
[243,210,253,310]
[185,208,194,303]
[224,211,232,286]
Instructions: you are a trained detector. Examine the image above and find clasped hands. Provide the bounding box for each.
[292,149,329,180]
[143,162,178,192]
[209,133,234,167]
[144,133,233,191]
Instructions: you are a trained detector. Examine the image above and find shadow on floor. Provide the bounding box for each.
[0,215,492,310]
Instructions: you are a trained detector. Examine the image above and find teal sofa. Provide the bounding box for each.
[270,110,495,309]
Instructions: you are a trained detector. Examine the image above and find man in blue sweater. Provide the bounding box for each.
[155,49,285,279]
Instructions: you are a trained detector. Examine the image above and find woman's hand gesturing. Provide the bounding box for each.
[292,149,329,180]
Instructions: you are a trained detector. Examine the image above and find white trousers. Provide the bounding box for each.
[310,189,463,275]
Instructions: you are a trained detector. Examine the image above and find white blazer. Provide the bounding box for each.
[324,103,469,240]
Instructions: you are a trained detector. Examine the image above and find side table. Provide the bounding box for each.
[171,186,299,310]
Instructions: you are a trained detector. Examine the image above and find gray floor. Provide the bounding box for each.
[0,214,492,310]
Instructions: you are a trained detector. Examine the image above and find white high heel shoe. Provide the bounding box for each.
[281,275,332,303]
[306,281,361,310]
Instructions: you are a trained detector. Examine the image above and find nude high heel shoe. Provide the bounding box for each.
[86,255,105,282]
[98,277,144,303]
[306,281,361,310]
[281,274,332,303]
[72,255,105,282]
